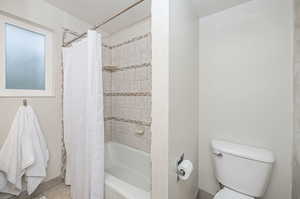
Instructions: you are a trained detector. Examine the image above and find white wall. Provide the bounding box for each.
[151,0,169,198]
[293,0,300,198]
[198,0,294,199]
[169,0,199,199]
[151,0,199,198]
[0,0,90,181]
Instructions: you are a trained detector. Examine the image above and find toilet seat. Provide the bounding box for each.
[214,188,254,199]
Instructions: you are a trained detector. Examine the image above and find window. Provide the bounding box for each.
[0,14,53,96]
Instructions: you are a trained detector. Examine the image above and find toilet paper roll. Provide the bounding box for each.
[178,160,193,181]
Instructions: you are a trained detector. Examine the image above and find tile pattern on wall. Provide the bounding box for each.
[102,36,113,143]
[104,92,151,96]
[110,33,151,49]
[111,120,151,153]
[102,32,152,153]
[105,117,151,126]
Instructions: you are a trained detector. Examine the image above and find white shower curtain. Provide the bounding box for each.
[63,30,104,199]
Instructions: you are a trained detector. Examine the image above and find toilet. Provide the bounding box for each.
[211,140,275,199]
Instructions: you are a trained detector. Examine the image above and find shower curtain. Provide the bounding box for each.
[63,30,104,199]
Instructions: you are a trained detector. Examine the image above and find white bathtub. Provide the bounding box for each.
[105,142,151,199]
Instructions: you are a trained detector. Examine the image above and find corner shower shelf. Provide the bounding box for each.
[103,65,119,72]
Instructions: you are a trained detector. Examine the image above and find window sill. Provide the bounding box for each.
[0,89,55,97]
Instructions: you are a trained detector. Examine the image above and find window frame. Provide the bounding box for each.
[0,14,54,97]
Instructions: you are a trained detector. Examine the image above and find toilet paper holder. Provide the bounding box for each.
[176,153,185,181]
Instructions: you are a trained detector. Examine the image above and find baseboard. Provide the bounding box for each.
[197,188,214,199]
[9,176,63,199]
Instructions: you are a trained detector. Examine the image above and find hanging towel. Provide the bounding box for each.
[0,106,49,195]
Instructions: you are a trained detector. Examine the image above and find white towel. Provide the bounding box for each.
[0,106,49,195]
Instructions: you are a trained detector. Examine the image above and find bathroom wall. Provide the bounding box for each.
[151,0,199,198]
[294,0,300,198]
[102,40,113,143]
[151,0,170,198]
[0,0,90,181]
[168,0,199,199]
[102,18,152,153]
[198,0,294,199]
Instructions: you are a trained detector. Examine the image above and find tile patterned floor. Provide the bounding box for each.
[34,184,71,199]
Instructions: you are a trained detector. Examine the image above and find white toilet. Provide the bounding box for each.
[211,140,275,199]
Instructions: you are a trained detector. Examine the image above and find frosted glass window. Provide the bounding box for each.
[5,23,46,90]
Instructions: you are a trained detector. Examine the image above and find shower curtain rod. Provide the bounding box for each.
[63,0,145,47]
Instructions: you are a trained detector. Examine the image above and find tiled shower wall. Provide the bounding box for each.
[102,19,152,153]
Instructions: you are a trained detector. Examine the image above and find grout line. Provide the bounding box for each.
[104,92,151,96]
[103,32,151,49]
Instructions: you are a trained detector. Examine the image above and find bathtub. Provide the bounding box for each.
[105,142,151,199]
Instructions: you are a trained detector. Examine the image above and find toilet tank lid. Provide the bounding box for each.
[211,140,275,163]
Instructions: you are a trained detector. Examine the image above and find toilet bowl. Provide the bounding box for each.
[211,140,275,199]
[214,188,253,199]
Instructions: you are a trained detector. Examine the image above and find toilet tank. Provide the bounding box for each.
[211,140,275,197]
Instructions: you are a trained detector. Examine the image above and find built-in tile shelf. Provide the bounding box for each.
[105,117,151,126]
[103,65,119,72]
[102,62,151,72]
[104,92,151,96]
